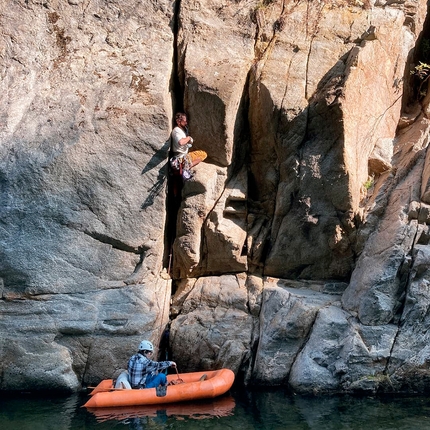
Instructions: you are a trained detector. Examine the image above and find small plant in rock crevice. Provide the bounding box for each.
[410,61,430,100]
[363,176,374,190]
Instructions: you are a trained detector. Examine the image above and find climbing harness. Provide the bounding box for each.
[169,155,193,181]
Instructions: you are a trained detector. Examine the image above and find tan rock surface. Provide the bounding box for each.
[1,0,175,390]
[2,0,430,394]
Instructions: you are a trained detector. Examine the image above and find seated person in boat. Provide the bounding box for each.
[128,340,176,389]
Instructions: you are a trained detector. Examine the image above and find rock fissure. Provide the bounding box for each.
[286,305,321,385]
[366,93,404,143]
[162,0,184,276]
[171,0,183,108]
[384,324,401,379]
[82,229,146,254]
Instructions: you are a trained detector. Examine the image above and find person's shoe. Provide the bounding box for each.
[156,385,167,397]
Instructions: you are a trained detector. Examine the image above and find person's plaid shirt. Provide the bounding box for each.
[127,353,173,388]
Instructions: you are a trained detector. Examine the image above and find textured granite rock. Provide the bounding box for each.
[2,0,430,394]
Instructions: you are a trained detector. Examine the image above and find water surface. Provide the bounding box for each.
[1,388,430,429]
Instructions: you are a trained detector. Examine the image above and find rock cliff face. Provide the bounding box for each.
[2,0,430,394]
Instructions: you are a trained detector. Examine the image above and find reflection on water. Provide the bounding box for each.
[1,388,430,429]
[87,395,236,423]
[0,393,80,430]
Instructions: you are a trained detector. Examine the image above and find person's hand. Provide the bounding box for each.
[189,137,194,144]
[170,361,177,367]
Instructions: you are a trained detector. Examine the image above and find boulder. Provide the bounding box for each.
[169,274,254,374]
[253,280,340,385]
[289,306,398,394]
[0,278,171,388]
[387,245,430,392]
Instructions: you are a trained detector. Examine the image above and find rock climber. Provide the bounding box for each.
[170,112,207,179]
[127,340,176,389]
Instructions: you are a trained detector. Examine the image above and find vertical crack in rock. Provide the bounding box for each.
[384,217,423,376]
[285,305,321,384]
[164,0,185,275]
[304,0,323,99]
[80,341,93,387]
[365,94,404,145]
[171,0,184,110]
[155,277,172,346]
[384,324,401,383]
[252,1,285,78]
[246,318,261,383]
[279,54,296,114]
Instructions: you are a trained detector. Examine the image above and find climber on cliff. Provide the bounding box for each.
[127,340,176,390]
[170,112,207,180]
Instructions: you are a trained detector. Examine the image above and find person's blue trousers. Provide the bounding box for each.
[145,373,167,388]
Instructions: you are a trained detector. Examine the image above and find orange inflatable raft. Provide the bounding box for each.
[83,369,235,408]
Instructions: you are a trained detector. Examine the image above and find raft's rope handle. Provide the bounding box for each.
[175,367,184,383]
[168,367,184,385]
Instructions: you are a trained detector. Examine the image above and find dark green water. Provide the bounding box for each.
[1,388,430,429]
